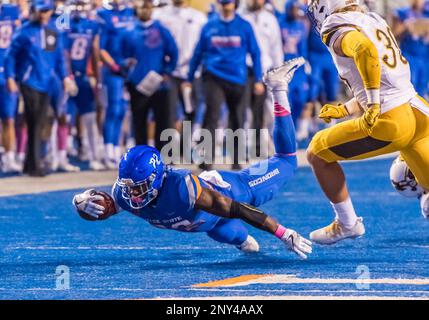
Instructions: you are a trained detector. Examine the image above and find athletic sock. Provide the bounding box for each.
[270,90,296,155]
[271,90,291,116]
[331,197,358,229]
[57,124,69,152]
[105,143,114,162]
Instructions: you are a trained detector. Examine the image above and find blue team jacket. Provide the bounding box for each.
[5,20,67,93]
[188,14,262,85]
[0,4,20,86]
[120,20,178,87]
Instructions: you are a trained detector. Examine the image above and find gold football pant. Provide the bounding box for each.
[308,96,429,190]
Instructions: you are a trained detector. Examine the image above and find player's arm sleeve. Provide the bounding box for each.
[246,23,263,82]
[56,35,69,80]
[195,187,276,233]
[340,30,381,104]
[162,27,179,75]
[5,31,24,80]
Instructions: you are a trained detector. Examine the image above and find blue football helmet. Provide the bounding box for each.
[117,146,166,209]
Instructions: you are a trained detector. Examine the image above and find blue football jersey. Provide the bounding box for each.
[113,168,234,232]
[66,17,99,76]
[97,7,135,63]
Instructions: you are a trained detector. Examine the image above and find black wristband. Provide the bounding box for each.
[230,200,270,231]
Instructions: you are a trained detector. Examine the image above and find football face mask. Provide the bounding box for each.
[117,174,158,209]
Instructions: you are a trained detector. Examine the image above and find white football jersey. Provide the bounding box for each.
[321,11,417,113]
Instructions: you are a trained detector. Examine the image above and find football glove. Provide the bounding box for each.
[319,103,349,123]
[73,189,105,219]
[363,103,381,128]
[281,229,313,259]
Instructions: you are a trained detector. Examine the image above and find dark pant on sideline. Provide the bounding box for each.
[245,68,267,156]
[202,72,247,166]
[127,83,173,151]
[20,84,50,175]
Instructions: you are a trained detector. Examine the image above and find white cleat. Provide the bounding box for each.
[89,160,106,171]
[58,162,81,173]
[1,160,23,173]
[420,192,429,220]
[263,57,306,91]
[310,217,365,245]
[236,235,260,253]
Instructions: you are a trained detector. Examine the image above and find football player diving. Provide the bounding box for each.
[306,0,429,244]
[73,58,313,259]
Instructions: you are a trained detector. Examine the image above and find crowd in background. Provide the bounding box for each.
[0,0,428,176]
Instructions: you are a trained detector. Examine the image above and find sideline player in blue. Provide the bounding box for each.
[279,0,309,126]
[392,0,429,97]
[65,0,104,171]
[97,0,134,169]
[73,58,313,259]
[0,2,20,173]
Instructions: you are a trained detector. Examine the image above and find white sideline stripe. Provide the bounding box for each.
[5,245,223,250]
[197,274,429,287]
[0,151,397,197]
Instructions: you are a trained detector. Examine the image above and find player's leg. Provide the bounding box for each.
[53,79,79,173]
[307,103,416,244]
[0,86,20,173]
[400,102,429,191]
[151,89,174,151]
[199,73,226,170]
[207,218,259,253]
[219,59,304,207]
[103,75,126,168]
[224,80,247,169]
[127,84,150,146]
[76,77,105,171]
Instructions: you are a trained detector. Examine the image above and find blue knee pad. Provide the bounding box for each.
[207,218,248,246]
[0,85,18,119]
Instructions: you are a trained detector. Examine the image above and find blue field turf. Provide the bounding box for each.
[1,158,428,299]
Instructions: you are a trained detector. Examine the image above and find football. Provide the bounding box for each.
[78,190,117,221]
[390,157,424,198]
